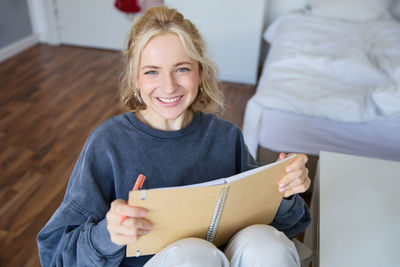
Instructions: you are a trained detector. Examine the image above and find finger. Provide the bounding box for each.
[284,176,311,197]
[107,207,152,228]
[284,175,311,197]
[285,175,306,191]
[278,168,305,189]
[283,176,307,192]
[122,217,153,231]
[286,154,308,172]
[110,221,152,236]
[277,152,287,161]
[289,168,308,186]
[106,210,123,225]
[111,200,147,218]
[107,218,152,236]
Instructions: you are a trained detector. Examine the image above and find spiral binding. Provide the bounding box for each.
[206,185,230,243]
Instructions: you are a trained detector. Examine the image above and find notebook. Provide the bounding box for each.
[126,154,298,257]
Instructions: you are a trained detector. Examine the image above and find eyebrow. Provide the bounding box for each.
[174,61,193,67]
[141,61,193,70]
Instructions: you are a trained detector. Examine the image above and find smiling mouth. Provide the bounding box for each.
[157,96,182,103]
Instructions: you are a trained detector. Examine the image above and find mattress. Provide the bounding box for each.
[258,108,400,162]
[257,12,400,122]
[243,11,400,160]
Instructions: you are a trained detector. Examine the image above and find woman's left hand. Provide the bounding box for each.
[277,153,311,198]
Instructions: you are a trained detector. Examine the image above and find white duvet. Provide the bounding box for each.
[243,12,400,157]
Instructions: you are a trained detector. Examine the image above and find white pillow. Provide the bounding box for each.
[308,0,392,21]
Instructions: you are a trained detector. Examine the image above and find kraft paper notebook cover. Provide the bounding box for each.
[126,154,299,257]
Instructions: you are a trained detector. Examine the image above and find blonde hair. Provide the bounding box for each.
[120,6,224,113]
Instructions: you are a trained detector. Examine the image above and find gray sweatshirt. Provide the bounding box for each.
[37,112,310,266]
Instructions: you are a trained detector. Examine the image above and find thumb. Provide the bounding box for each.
[278,152,287,161]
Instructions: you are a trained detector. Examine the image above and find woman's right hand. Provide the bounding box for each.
[106,199,152,246]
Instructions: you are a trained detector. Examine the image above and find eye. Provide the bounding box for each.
[177,67,190,73]
[144,70,158,75]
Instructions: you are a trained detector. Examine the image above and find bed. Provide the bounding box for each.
[243,0,400,174]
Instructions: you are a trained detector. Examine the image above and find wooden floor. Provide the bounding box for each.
[0,44,255,266]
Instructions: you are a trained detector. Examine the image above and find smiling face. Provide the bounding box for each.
[136,33,201,130]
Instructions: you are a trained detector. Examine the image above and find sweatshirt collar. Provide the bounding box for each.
[125,112,202,140]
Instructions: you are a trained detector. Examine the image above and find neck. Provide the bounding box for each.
[136,110,193,131]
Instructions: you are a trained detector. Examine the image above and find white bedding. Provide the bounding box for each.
[258,12,400,121]
[243,12,400,158]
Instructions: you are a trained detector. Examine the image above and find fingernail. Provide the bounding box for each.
[279,183,286,188]
[146,224,152,230]
[143,230,150,234]
[286,167,293,172]
[140,210,147,217]
[279,187,287,193]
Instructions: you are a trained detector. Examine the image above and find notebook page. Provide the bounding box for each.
[225,154,296,183]
[149,154,296,191]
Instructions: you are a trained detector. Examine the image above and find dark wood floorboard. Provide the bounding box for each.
[0,44,255,266]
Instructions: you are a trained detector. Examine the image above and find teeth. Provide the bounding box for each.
[158,96,181,103]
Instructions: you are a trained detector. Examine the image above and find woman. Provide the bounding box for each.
[37,6,311,267]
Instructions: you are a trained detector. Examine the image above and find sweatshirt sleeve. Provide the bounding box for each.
[37,131,125,266]
[270,194,311,239]
[37,200,124,266]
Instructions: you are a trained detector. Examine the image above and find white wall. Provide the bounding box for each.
[27,0,59,44]
[5,0,400,72]
[264,0,307,25]
[165,0,266,85]
[0,0,33,48]
[0,0,39,62]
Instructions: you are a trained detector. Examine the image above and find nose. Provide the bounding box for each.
[162,72,177,94]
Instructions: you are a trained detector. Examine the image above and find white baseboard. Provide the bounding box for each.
[0,34,40,63]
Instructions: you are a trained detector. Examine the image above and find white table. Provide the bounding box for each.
[304,151,400,267]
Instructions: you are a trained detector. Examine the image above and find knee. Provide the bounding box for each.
[225,225,300,267]
[236,224,289,244]
[161,238,222,260]
[146,238,229,267]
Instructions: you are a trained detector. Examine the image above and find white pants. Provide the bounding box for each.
[144,224,300,267]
